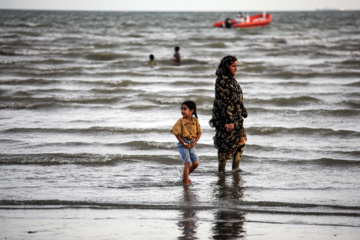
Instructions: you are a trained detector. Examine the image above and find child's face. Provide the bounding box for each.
[181,104,194,118]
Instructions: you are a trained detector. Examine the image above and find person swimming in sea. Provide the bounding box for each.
[149,54,157,66]
[173,46,181,64]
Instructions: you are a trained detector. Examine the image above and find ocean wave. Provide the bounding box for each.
[343,100,360,109]
[11,29,42,36]
[317,49,360,58]
[149,95,214,106]
[0,153,117,165]
[249,107,360,117]
[34,58,71,64]
[106,70,214,79]
[249,96,321,106]
[0,153,180,165]
[2,126,170,135]
[1,199,359,217]
[181,58,211,65]
[124,33,144,38]
[192,36,244,42]
[0,95,122,109]
[205,42,227,48]
[340,59,360,67]
[0,102,61,110]
[262,70,360,79]
[306,108,360,117]
[275,81,310,86]
[1,151,358,166]
[246,155,360,165]
[346,81,360,87]
[0,49,17,56]
[246,126,360,138]
[3,123,359,140]
[242,64,270,73]
[169,80,213,86]
[89,87,132,94]
[311,157,360,166]
[8,67,86,77]
[121,141,177,150]
[93,42,121,49]
[85,52,128,61]
[15,140,181,151]
[130,104,158,110]
[2,39,32,48]
[120,141,210,150]
[0,78,61,85]
[53,36,84,43]
[0,33,18,39]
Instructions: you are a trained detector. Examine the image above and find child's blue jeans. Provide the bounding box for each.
[178,139,199,164]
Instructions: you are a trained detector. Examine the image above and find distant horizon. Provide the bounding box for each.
[1,8,359,12]
[0,0,359,12]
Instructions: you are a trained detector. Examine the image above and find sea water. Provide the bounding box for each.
[1,10,360,239]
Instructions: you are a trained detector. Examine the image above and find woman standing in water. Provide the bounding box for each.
[209,56,248,173]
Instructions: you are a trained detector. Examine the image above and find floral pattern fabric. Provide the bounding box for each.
[209,56,247,160]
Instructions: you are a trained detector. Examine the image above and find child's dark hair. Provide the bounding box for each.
[175,46,180,52]
[182,100,198,119]
[149,54,155,60]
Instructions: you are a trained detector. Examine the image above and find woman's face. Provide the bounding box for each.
[229,61,238,75]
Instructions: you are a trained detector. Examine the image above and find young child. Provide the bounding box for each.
[171,100,202,184]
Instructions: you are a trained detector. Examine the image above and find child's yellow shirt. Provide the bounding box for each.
[171,117,202,141]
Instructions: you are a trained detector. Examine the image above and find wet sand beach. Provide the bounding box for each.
[2,208,359,239]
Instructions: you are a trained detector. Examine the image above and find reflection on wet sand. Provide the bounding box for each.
[212,173,246,239]
[178,184,198,239]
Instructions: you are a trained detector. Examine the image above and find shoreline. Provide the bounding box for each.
[1,208,359,239]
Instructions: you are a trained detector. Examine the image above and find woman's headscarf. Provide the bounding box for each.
[215,56,237,78]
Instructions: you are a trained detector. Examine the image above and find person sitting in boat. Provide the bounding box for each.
[235,12,244,23]
[224,18,233,28]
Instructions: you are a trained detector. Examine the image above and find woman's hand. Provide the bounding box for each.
[225,123,234,131]
[242,108,248,118]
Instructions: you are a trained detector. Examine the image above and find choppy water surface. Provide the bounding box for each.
[1,10,360,239]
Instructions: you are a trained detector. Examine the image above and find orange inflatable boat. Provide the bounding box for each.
[214,13,272,29]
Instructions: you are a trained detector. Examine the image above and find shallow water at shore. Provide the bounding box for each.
[1,10,360,239]
[2,208,360,240]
